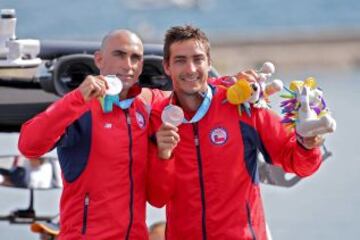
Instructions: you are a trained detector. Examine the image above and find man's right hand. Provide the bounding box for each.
[156,122,180,160]
[78,75,109,102]
[234,70,259,84]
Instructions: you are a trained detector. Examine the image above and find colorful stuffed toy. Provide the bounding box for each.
[226,62,283,116]
[280,77,336,137]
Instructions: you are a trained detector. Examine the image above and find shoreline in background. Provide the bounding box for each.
[210,30,360,74]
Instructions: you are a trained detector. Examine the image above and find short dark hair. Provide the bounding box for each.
[163,25,211,63]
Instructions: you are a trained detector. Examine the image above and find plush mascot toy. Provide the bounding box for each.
[226,62,283,116]
[280,77,336,137]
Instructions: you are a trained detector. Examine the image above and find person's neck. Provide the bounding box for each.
[119,90,128,100]
[175,86,208,112]
[176,94,202,112]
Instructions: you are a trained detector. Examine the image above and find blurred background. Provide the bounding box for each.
[0,0,359,239]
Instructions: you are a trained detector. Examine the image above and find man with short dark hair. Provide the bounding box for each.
[147,25,323,240]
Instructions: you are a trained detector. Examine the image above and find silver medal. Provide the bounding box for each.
[161,105,184,127]
[104,75,123,95]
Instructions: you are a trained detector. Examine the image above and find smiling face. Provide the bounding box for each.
[95,30,144,97]
[163,39,211,97]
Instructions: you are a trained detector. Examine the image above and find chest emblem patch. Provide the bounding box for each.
[135,111,146,129]
[209,127,228,145]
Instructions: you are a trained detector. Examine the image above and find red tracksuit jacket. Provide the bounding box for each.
[147,84,322,240]
[19,89,162,240]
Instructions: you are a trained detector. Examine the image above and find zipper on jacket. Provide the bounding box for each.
[246,201,257,240]
[193,123,207,240]
[124,110,134,240]
[81,193,90,235]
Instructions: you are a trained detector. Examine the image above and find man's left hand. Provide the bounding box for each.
[298,135,325,149]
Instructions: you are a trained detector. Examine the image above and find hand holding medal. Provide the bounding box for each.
[99,75,123,113]
[157,104,183,160]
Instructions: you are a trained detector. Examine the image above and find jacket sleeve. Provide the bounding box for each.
[150,89,170,104]
[255,108,322,177]
[146,104,175,208]
[18,89,91,159]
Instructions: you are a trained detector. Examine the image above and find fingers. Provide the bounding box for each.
[156,123,180,159]
[88,76,107,98]
[97,75,110,90]
[79,75,108,101]
[158,123,180,142]
[157,123,180,147]
[300,135,325,149]
[234,70,259,83]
